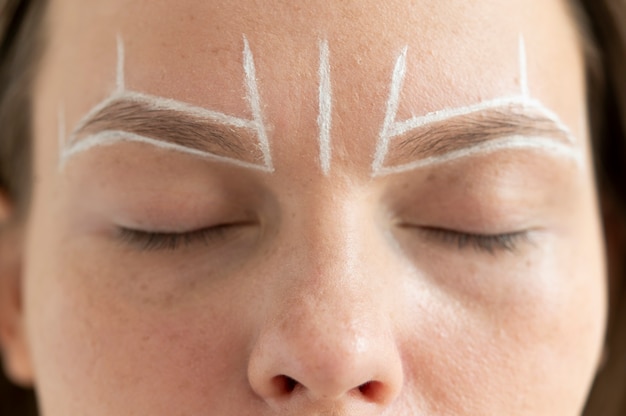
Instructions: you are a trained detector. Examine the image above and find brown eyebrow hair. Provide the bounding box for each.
[69,96,577,172]
[69,97,265,165]
[383,105,575,167]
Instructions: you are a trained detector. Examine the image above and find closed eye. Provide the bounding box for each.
[418,227,532,254]
[116,224,238,251]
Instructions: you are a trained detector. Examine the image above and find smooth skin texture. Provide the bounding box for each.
[0,0,606,415]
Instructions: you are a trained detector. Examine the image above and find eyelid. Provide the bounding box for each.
[116,225,234,251]
[418,227,533,254]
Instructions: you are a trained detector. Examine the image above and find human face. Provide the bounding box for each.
[8,0,606,414]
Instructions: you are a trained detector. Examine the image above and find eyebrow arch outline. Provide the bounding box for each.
[380,135,582,175]
[371,35,581,177]
[61,93,270,171]
[58,35,274,172]
[64,130,271,171]
[383,108,584,174]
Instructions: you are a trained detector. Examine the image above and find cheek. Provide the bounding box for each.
[396,234,606,414]
[23,231,254,414]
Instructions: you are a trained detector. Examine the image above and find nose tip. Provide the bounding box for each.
[247,321,404,409]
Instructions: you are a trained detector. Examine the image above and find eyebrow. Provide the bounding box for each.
[387,105,577,164]
[61,92,271,171]
[372,37,583,176]
[377,105,582,175]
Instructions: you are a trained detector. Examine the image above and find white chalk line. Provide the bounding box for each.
[374,135,583,177]
[116,34,125,93]
[243,36,273,171]
[372,46,408,173]
[60,130,272,172]
[68,90,256,141]
[519,35,529,98]
[390,95,576,143]
[318,39,332,175]
[62,36,273,172]
[372,35,579,177]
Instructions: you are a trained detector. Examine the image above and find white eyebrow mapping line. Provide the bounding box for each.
[59,35,274,172]
[519,35,530,98]
[372,45,408,175]
[389,96,574,140]
[243,36,273,171]
[68,91,257,139]
[371,35,580,177]
[390,36,572,139]
[376,135,583,176]
[318,39,332,176]
[64,130,271,171]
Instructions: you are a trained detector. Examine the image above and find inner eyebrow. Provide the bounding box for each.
[380,105,582,173]
[62,93,267,169]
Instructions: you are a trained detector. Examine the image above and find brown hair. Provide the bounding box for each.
[578,0,626,414]
[0,0,625,414]
[0,1,44,413]
[0,0,45,218]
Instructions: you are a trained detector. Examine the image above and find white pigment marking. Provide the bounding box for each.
[519,35,529,97]
[318,39,332,175]
[116,34,125,93]
[372,46,408,173]
[68,90,256,142]
[374,135,583,176]
[61,130,273,172]
[62,35,274,172]
[390,95,575,143]
[371,36,578,177]
[243,36,273,170]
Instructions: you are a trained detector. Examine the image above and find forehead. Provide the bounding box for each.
[38,0,584,176]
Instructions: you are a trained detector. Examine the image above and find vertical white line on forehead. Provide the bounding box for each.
[318,40,332,176]
[372,46,408,174]
[59,36,274,172]
[371,35,580,177]
[243,37,273,171]
[519,35,529,98]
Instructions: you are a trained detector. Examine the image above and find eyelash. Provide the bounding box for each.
[117,226,233,251]
[117,224,530,254]
[420,228,531,254]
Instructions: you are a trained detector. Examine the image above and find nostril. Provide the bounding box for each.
[358,380,386,402]
[272,375,299,395]
[284,376,298,393]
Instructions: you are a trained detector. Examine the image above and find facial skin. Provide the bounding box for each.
[0,0,607,415]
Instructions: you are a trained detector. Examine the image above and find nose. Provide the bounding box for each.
[248,319,404,408]
[247,203,404,411]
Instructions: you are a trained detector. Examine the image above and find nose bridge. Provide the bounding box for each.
[299,194,366,284]
[247,190,404,408]
[284,193,384,334]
